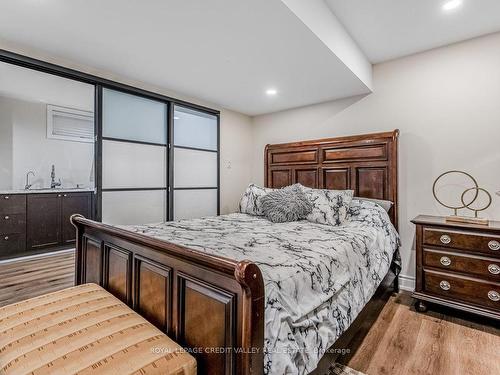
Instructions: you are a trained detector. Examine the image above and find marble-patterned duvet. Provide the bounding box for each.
[122,200,400,375]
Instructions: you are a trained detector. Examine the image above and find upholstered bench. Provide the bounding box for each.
[0,283,196,375]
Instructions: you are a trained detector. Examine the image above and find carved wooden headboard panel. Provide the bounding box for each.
[264,130,399,229]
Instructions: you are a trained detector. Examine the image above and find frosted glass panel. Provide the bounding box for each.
[174,189,217,220]
[102,190,166,225]
[174,148,217,188]
[102,140,166,188]
[103,88,167,144]
[174,106,217,150]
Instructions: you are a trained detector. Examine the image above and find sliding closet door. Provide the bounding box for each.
[172,106,219,220]
[100,88,168,225]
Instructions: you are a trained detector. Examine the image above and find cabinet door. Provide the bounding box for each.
[62,193,91,244]
[27,194,61,250]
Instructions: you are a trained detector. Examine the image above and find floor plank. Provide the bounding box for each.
[0,250,75,307]
[338,293,500,375]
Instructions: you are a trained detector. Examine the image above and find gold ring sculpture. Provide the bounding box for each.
[432,170,492,225]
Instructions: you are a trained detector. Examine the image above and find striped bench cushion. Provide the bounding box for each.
[0,283,196,375]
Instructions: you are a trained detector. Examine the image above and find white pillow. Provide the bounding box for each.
[301,185,354,226]
[354,197,393,212]
[239,184,275,216]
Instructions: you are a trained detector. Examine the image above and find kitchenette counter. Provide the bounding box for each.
[0,188,95,195]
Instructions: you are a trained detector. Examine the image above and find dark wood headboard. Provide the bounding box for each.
[264,130,399,229]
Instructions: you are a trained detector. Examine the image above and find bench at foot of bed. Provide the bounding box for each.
[0,283,196,375]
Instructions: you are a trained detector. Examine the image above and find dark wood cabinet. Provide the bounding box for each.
[412,215,500,320]
[0,194,27,258]
[61,193,92,244]
[27,194,62,249]
[0,191,93,259]
[28,192,92,250]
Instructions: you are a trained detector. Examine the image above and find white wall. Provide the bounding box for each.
[0,99,13,189]
[0,96,94,190]
[251,32,500,288]
[220,109,254,214]
[0,40,254,213]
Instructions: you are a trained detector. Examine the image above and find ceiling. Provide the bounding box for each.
[326,0,500,63]
[0,0,370,116]
[0,61,94,111]
[0,1,499,115]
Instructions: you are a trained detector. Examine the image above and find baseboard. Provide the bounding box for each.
[398,274,415,292]
[0,248,75,265]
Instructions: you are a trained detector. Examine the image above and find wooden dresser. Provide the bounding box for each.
[412,215,500,320]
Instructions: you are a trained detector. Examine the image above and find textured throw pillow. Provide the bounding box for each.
[301,186,354,226]
[239,184,275,216]
[261,184,312,223]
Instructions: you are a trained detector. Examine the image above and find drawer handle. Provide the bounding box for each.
[3,196,9,200]
[440,235,451,244]
[488,264,500,275]
[4,236,8,241]
[488,290,500,302]
[4,216,9,220]
[488,240,500,251]
[440,256,451,266]
[439,280,451,291]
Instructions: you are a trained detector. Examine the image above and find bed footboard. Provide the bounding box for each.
[71,215,264,375]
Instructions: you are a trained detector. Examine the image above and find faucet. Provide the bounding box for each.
[25,171,35,190]
[50,165,61,189]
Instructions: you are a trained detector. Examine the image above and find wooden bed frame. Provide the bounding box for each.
[71,130,399,375]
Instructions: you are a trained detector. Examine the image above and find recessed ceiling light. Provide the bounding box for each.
[266,88,277,96]
[442,0,462,11]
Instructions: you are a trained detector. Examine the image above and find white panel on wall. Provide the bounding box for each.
[102,140,166,188]
[174,189,217,220]
[174,148,217,188]
[102,88,167,144]
[102,190,166,225]
[174,106,217,150]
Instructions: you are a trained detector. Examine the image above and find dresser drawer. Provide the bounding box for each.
[0,194,27,215]
[0,233,26,257]
[0,213,26,234]
[424,249,500,280]
[423,228,500,257]
[424,270,500,310]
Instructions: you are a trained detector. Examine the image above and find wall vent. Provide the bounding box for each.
[47,104,94,143]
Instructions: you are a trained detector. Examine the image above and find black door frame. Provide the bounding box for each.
[0,49,221,222]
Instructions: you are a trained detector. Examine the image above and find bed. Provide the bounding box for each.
[71,130,400,375]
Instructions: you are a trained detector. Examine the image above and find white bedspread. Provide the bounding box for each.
[123,200,400,374]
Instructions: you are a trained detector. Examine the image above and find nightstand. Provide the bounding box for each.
[411,215,500,320]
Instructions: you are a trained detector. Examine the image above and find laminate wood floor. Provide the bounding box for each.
[0,252,498,375]
[0,250,75,307]
[337,293,500,375]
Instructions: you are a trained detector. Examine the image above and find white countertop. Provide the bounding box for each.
[0,188,95,195]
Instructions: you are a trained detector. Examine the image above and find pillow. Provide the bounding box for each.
[301,186,354,226]
[354,197,393,212]
[239,183,275,216]
[261,184,312,223]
